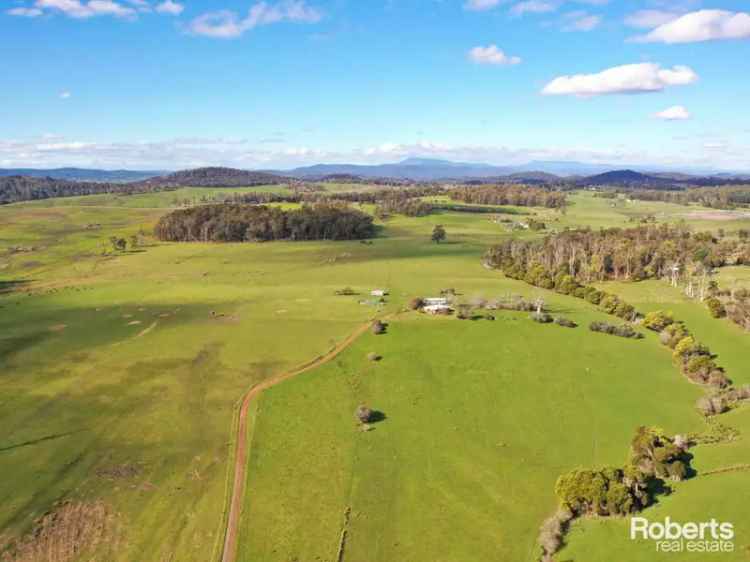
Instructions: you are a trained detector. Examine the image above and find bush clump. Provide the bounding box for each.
[407,297,424,310]
[531,312,553,324]
[706,297,726,318]
[589,321,643,339]
[554,317,577,328]
[371,320,386,335]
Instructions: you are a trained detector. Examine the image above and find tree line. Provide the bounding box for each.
[611,187,750,210]
[540,427,692,562]
[448,185,567,209]
[154,203,375,242]
[485,223,750,286]
[0,176,169,204]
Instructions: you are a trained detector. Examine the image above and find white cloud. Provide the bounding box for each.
[464,0,502,12]
[624,9,682,29]
[654,105,691,120]
[188,1,321,39]
[7,6,44,16]
[155,0,183,15]
[511,1,557,16]
[1,135,748,171]
[468,44,521,65]
[31,0,137,19]
[59,91,72,99]
[8,0,184,18]
[542,63,698,97]
[632,10,750,44]
[561,11,601,31]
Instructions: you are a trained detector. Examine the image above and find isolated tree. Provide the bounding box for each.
[431,224,446,244]
[109,236,127,253]
[408,297,424,311]
[355,404,373,424]
[371,320,386,335]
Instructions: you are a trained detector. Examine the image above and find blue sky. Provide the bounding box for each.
[1,0,749,170]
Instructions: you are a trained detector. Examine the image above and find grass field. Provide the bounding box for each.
[0,188,749,561]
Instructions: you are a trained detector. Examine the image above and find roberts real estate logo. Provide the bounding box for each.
[630,517,735,554]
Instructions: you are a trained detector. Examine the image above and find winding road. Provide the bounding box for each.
[220,320,375,562]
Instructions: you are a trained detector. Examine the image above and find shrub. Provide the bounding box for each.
[367,352,381,362]
[554,317,577,328]
[583,287,604,305]
[706,297,726,318]
[532,312,553,324]
[589,321,643,339]
[707,371,730,389]
[696,396,728,417]
[371,320,386,335]
[660,322,690,349]
[335,287,357,296]
[643,310,674,332]
[537,509,573,562]
[407,297,424,310]
[456,304,472,320]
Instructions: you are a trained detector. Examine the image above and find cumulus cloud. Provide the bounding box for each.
[624,9,682,29]
[468,44,521,65]
[632,10,750,43]
[561,10,601,31]
[542,63,698,97]
[8,0,187,18]
[155,0,182,15]
[7,6,44,16]
[464,0,503,11]
[188,1,321,38]
[654,105,691,120]
[511,1,558,16]
[32,0,137,19]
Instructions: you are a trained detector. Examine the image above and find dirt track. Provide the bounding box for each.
[220,320,374,562]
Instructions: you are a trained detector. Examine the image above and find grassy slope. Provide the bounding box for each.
[560,279,750,561]
[0,189,748,561]
[239,309,708,562]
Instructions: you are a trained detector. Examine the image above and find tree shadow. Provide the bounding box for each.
[368,411,387,424]
[0,280,32,295]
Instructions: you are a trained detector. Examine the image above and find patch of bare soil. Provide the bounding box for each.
[683,210,750,221]
[0,500,116,562]
[95,463,141,481]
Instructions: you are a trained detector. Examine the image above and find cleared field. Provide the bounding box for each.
[0,187,748,562]
[238,307,711,562]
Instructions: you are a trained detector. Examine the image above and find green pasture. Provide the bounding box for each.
[0,186,748,561]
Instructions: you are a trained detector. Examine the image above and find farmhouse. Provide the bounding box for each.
[423,297,452,315]
[371,289,389,297]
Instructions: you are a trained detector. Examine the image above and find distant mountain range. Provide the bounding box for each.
[3,161,750,200]
[0,167,163,183]
[277,158,750,183]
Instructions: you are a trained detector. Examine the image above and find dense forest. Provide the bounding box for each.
[0,175,165,204]
[143,167,288,188]
[154,203,375,242]
[485,224,750,285]
[448,185,567,208]
[616,187,750,209]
